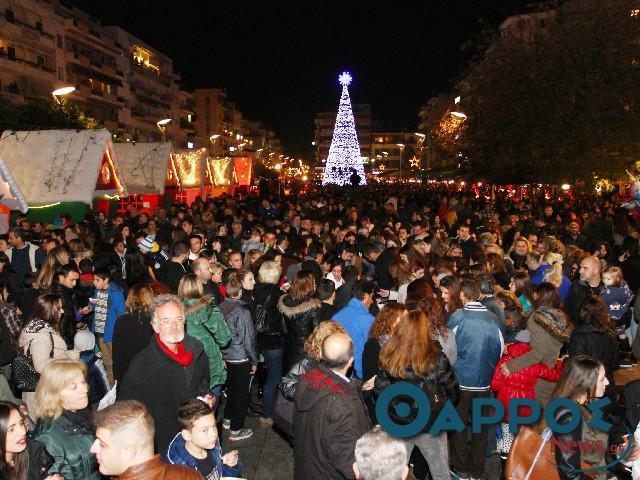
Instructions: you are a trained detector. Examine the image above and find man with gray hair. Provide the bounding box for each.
[353,426,409,480]
[118,294,213,455]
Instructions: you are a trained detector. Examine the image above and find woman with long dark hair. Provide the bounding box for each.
[18,295,80,419]
[278,270,321,368]
[375,310,459,480]
[438,275,462,317]
[0,401,57,480]
[551,356,609,479]
[568,296,619,387]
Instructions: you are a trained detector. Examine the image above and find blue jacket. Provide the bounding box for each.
[448,302,503,390]
[92,282,126,343]
[530,265,551,286]
[333,298,374,379]
[166,432,242,477]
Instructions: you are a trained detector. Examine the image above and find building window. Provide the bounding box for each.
[5,9,14,23]
[36,21,43,32]
[56,34,63,48]
[58,67,64,81]
[36,55,44,67]
[7,47,15,61]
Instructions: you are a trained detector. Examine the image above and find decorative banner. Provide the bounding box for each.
[112,142,172,195]
[207,157,233,186]
[168,148,207,188]
[0,129,112,205]
[233,156,252,186]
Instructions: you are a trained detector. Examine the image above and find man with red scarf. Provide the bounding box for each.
[118,294,213,456]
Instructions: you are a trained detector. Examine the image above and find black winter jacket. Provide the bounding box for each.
[278,296,321,365]
[568,323,619,383]
[117,335,210,455]
[374,350,459,432]
[294,364,371,480]
[280,356,316,400]
[253,282,285,350]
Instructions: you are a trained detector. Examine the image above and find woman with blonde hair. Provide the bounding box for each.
[279,321,347,401]
[254,260,285,425]
[541,252,571,300]
[34,247,69,292]
[18,294,80,418]
[111,284,155,383]
[32,359,100,479]
[178,274,231,401]
[375,310,459,480]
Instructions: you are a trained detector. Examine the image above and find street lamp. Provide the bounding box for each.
[51,86,75,104]
[156,118,171,142]
[397,143,405,180]
[451,111,467,119]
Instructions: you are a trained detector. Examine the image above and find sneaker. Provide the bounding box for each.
[450,469,469,480]
[222,419,230,430]
[229,428,253,441]
[259,417,274,426]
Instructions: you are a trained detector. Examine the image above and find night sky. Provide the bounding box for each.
[80,0,544,158]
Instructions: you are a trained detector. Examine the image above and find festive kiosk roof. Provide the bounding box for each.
[0,129,121,205]
[112,142,172,195]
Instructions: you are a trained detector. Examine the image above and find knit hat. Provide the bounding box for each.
[74,329,95,352]
[139,235,159,254]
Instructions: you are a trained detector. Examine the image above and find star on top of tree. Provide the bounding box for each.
[409,156,420,168]
[338,71,352,86]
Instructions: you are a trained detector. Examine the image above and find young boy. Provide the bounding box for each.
[92,268,126,387]
[219,275,257,441]
[167,398,242,478]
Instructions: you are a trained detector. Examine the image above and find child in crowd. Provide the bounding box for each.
[219,275,258,442]
[491,329,564,458]
[92,268,126,387]
[74,329,109,407]
[601,266,635,366]
[167,398,242,478]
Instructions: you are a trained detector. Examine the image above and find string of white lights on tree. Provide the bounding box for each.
[322,72,366,186]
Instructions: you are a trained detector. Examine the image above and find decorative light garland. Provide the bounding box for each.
[172,149,206,188]
[322,71,366,186]
[29,202,61,209]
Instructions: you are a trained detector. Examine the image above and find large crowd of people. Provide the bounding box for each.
[1,184,640,479]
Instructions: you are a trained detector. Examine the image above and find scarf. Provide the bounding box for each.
[155,333,193,366]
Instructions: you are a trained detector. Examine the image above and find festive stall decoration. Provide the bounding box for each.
[94,144,124,196]
[207,157,233,186]
[167,148,208,189]
[322,72,366,186]
[112,142,172,195]
[0,129,116,205]
[233,157,252,186]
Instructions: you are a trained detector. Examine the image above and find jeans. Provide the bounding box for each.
[262,348,283,419]
[210,384,223,422]
[405,432,450,480]
[226,361,251,431]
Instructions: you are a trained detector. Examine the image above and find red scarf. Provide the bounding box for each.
[155,334,193,366]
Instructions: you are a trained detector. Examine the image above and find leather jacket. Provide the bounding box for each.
[118,455,202,480]
[280,355,316,400]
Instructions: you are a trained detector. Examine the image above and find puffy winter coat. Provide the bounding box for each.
[184,298,232,388]
[568,323,619,383]
[278,296,321,365]
[491,342,563,423]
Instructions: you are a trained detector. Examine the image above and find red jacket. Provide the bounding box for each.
[491,342,563,423]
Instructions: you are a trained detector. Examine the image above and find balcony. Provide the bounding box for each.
[0,49,55,75]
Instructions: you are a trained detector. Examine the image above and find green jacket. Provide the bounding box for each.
[34,413,100,480]
[185,299,232,388]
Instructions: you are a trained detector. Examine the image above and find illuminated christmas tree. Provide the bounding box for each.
[322,72,366,186]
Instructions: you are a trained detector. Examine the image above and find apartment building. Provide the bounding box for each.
[370,132,418,174]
